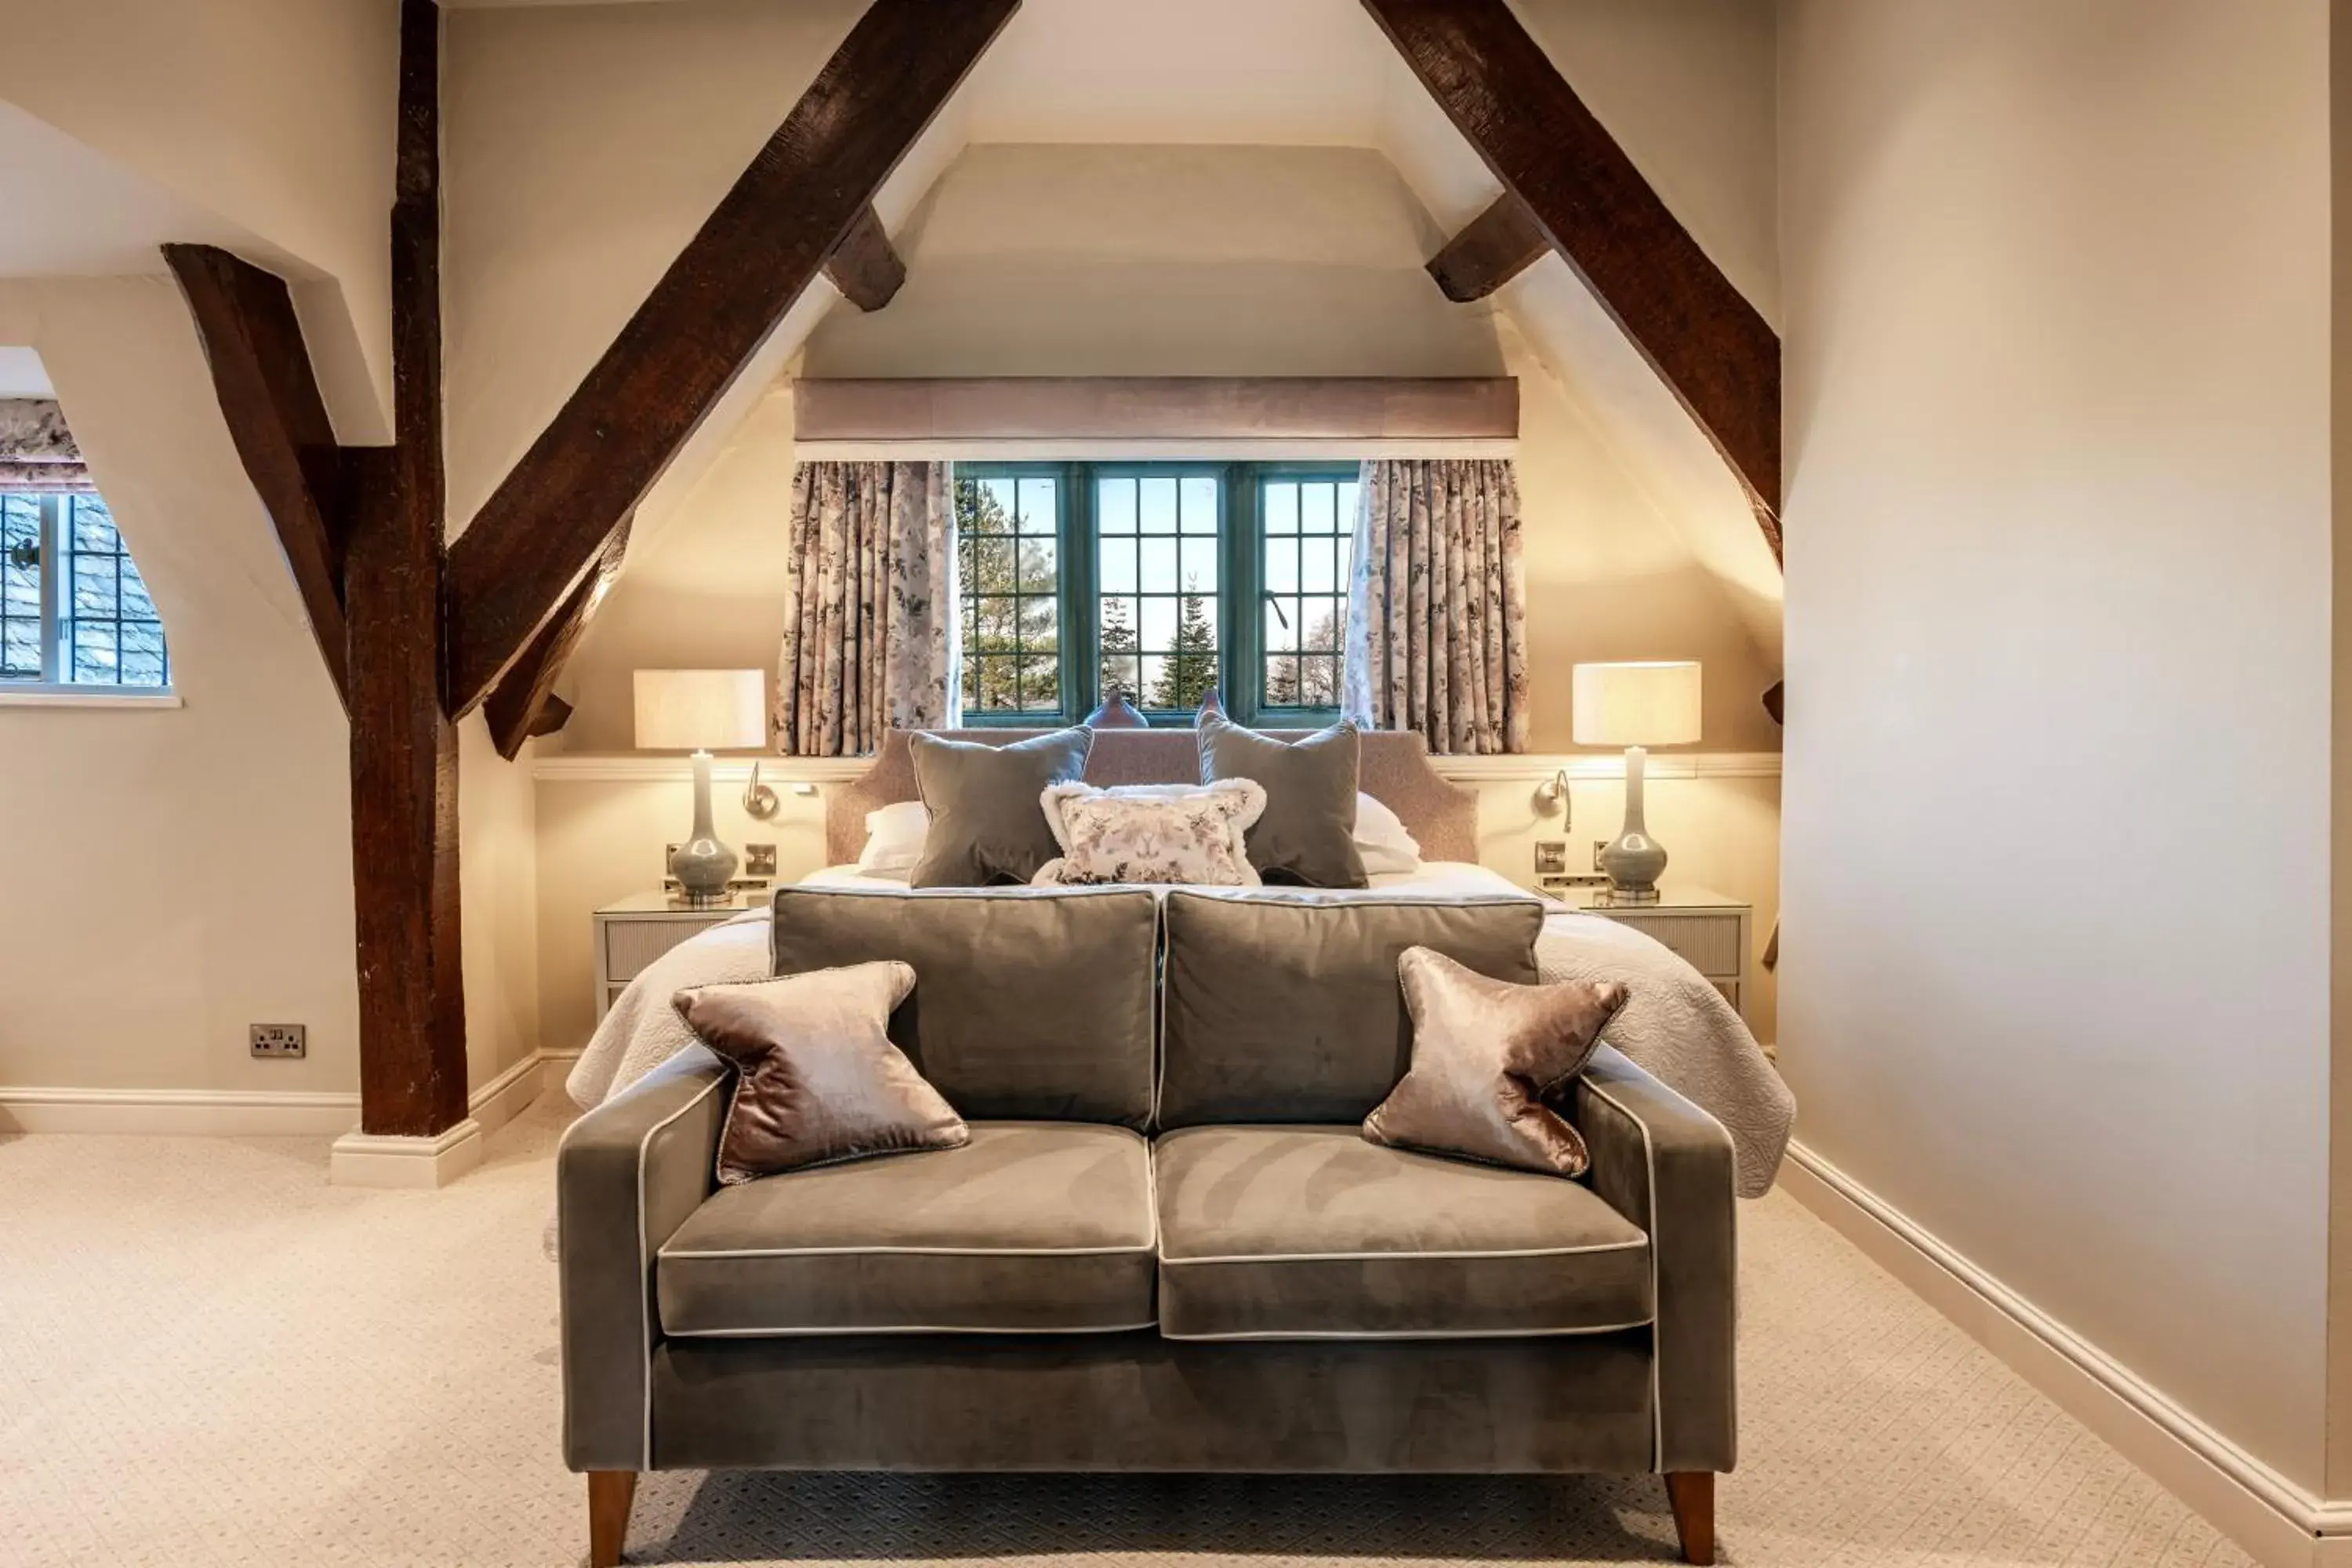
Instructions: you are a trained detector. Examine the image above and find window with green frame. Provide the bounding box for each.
[953,462,1358,727]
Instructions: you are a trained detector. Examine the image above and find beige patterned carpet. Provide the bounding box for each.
[0,1098,2251,1568]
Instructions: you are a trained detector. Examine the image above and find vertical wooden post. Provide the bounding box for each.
[347,0,466,1138]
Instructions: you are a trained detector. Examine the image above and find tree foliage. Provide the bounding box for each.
[1151,579,1219,711]
[956,478,1058,712]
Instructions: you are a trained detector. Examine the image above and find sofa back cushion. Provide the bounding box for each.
[1157,891,1547,1129]
[772,885,1158,1127]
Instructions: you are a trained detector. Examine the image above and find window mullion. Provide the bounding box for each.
[1224,463,1255,724]
[1065,462,1096,721]
[38,495,61,684]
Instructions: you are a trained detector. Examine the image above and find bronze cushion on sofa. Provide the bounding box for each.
[773,885,1159,1127]
[657,1122,1156,1336]
[1154,1124,1650,1340]
[1156,891,1547,1127]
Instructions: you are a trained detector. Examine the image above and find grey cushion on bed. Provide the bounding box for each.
[1196,712,1367,887]
[909,727,1093,887]
[772,884,1158,1127]
[1156,890,1547,1128]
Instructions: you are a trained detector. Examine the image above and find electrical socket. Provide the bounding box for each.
[1533,840,1568,876]
[250,1024,306,1059]
[744,843,778,878]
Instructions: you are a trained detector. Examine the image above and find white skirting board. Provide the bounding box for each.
[0,1048,568,1143]
[1781,1142,2351,1568]
[0,1085,361,1135]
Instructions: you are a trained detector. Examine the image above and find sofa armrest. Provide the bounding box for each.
[1574,1044,1737,1474]
[558,1046,728,1472]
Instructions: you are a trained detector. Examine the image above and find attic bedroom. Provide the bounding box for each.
[0,2,2342,1567]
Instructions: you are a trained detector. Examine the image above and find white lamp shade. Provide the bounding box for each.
[1572,661,1703,746]
[633,669,767,750]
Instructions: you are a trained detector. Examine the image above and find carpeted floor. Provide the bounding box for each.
[0,1098,2252,1568]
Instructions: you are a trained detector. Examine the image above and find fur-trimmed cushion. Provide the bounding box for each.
[1033,780,1267,886]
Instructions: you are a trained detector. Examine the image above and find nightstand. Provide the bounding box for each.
[592,890,770,1022]
[1552,884,1754,1025]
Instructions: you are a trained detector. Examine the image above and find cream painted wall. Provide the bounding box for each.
[1505,0,1779,327]
[0,281,543,1103]
[0,0,400,442]
[440,0,862,532]
[0,278,359,1096]
[458,714,541,1087]
[2331,0,2352,1504]
[1780,0,2332,1495]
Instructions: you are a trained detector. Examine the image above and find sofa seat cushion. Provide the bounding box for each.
[1153,1125,1651,1341]
[659,1123,1156,1337]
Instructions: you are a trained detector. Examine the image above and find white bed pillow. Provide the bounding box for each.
[1033,779,1268,887]
[855,800,932,875]
[1354,792,1423,877]
[855,789,1420,877]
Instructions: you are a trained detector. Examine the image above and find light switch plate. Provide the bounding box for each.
[745,843,778,877]
[1534,840,1569,876]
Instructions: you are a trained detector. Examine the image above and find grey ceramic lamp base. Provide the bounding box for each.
[670,750,739,907]
[1599,744,1667,905]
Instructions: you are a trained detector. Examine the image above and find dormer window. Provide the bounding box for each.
[1,395,171,697]
[2,490,171,692]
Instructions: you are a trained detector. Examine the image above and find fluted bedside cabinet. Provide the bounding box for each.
[592,891,768,1022]
[1552,884,1754,1026]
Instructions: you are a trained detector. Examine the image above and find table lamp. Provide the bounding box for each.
[633,669,767,906]
[1573,661,1701,906]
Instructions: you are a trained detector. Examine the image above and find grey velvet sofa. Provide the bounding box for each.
[559,884,1738,1566]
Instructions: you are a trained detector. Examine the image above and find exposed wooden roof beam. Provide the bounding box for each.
[345,0,467,1140]
[483,514,630,760]
[443,0,1021,716]
[823,203,907,312]
[1427,192,1548,303]
[1361,0,1783,554]
[162,242,352,705]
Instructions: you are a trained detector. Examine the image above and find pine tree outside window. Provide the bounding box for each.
[953,461,1353,727]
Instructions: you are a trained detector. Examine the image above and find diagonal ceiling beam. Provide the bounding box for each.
[443,0,1021,716]
[823,202,907,313]
[1362,0,1782,556]
[163,242,352,705]
[482,513,630,760]
[1426,191,1548,303]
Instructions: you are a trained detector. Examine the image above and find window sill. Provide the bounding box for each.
[0,685,180,710]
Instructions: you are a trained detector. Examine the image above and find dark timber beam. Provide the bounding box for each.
[823,203,906,312]
[347,0,466,1139]
[1427,192,1548,303]
[163,242,351,703]
[483,514,631,760]
[444,0,1021,715]
[1361,0,1783,555]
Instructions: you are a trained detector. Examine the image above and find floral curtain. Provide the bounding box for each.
[1341,458,1528,755]
[0,399,91,492]
[775,461,959,756]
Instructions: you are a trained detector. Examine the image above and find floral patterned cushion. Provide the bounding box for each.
[1033,780,1269,887]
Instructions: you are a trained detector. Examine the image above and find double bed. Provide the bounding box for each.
[570,728,1793,1195]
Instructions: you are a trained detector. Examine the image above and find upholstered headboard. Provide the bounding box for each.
[824,728,1479,868]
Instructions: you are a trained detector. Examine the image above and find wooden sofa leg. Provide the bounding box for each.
[1664,1472,1715,1565]
[588,1471,637,1567]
